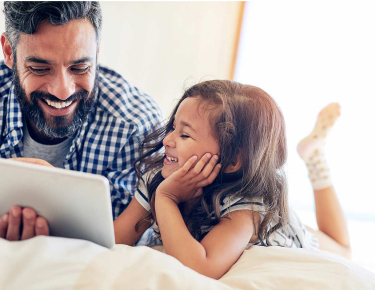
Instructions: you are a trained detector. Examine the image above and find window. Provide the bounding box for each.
[235,1,375,272]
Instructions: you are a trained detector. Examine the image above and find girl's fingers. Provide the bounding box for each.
[191,154,219,182]
[180,155,198,175]
[187,153,212,178]
[199,154,219,179]
[196,163,221,188]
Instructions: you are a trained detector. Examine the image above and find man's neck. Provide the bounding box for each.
[25,119,68,145]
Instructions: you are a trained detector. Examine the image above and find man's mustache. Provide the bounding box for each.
[30,90,89,104]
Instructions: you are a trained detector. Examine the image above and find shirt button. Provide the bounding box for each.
[11,131,17,137]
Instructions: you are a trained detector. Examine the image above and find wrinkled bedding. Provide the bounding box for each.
[0,236,374,289]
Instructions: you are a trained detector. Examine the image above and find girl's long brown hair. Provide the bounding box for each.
[135,80,289,245]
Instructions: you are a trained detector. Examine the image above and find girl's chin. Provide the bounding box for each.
[161,167,178,179]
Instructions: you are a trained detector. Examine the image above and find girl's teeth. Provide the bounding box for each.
[167,156,178,162]
[45,99,73,109]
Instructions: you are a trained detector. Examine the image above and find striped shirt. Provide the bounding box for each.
[0,61,163,219]
[135,171,319,249]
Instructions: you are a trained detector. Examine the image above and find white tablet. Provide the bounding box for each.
[0,158,115,249]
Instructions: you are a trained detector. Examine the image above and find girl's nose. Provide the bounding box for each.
[163,131,176,148]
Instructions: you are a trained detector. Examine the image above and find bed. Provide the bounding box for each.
[1,236,374,289]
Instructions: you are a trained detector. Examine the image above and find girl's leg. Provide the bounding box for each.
[297,103,351,259]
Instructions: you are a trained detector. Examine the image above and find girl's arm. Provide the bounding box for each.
[154,154,254,279]
[156,195,254,279]
[114,197,151,245]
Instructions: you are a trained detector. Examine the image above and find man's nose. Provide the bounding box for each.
[48,70,75,100]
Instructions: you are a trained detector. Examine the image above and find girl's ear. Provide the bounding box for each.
[224,153,242,173]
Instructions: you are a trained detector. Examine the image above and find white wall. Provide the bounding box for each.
[99,1,241,118]
[0,1,242,118]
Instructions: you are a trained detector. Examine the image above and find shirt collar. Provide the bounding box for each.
[4,84,24,147]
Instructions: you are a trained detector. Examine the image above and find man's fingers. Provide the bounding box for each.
[196,163,221,188]
[21,208,36,240]
[11,158,54,167]
[35,217,49,236]
[0,214,9,238]
[6,206,22,241]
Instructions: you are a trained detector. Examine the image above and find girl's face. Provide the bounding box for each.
[161,97,220,179]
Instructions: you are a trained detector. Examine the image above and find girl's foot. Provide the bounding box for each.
[297,103,341,190]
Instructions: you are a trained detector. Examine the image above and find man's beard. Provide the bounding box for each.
[12,66,98,139]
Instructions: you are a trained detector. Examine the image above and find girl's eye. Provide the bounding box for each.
[180,134,190,139]
[29,67,50,75]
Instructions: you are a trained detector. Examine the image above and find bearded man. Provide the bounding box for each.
[0,1,162,241]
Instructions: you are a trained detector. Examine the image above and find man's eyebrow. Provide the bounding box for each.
[24,57,94,65]
[180,120,197,133]
[71,57,94,65]
[25,57,51,64]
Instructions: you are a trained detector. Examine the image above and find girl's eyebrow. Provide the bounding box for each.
[180,120,197,133]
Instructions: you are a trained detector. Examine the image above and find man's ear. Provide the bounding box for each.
[1,33,14,69]
[96,41,101,64]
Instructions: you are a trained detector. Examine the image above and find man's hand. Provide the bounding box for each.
[0,206,49,241]
[11,158,54,167]
[0,158,52,240]
[156,153,221,204]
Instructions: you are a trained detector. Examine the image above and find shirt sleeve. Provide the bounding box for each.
[219,195,265,217]
[134,173,152,211]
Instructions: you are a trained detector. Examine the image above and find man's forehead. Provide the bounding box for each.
[16,19,98,63]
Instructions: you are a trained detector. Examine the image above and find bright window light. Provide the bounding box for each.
[235,1,375,272]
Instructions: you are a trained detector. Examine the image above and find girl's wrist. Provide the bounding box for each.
[156,189,181,205]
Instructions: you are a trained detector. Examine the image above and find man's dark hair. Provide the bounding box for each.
[3,1,102,53]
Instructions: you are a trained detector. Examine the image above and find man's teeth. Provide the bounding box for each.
[45,99,73,109]
[166,156,178,162]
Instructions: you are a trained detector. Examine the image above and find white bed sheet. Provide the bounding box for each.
[0,236,374,290]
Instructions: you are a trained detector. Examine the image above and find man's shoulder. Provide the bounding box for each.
[0,60,13,97]
[96,65,163,131]
[0,60,12,79]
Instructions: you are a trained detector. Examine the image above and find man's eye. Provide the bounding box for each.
[29,67,50,75]
[70,66,90,74]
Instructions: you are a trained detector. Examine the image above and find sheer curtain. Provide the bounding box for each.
[235,1,375,271]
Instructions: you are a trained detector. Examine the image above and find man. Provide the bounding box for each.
[0,2,162,241]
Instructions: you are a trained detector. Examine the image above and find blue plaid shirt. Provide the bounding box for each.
[0,61,163,219]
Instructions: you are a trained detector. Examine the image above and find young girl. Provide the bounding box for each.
[114,80,351,279]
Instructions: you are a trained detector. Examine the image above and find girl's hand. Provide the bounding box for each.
[156,153,221,204]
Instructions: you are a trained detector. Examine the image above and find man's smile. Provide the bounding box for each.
[37,98,78,117]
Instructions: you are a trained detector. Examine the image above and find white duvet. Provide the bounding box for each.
[0,236,374,290]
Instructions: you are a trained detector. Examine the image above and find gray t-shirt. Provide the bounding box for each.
[22,122,74,169]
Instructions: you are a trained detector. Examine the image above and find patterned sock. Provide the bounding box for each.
[297,103,341,190]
